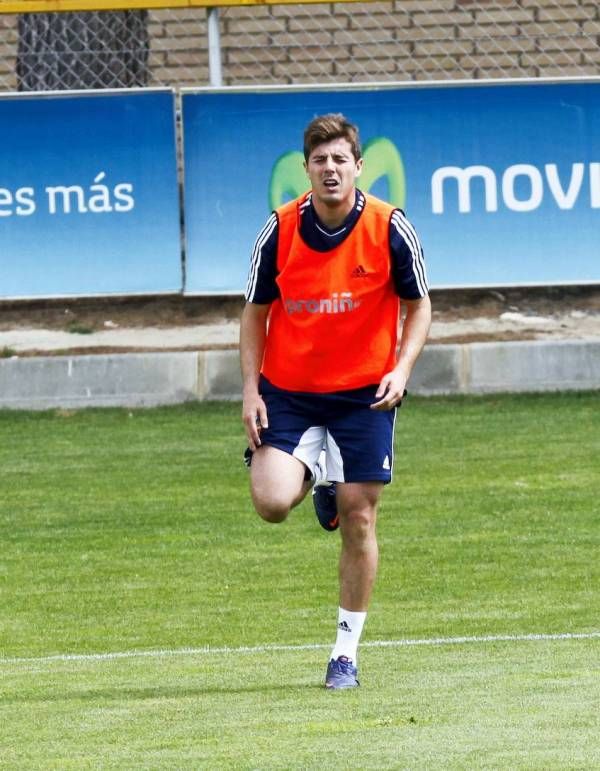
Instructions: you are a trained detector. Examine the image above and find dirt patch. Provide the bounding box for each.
[0,295,245,332]
[1,286,598,329]
[429,285,600,321]
[0,285,599,352]
[5,344,240,358]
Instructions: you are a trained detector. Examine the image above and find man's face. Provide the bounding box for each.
[305,137,363,211]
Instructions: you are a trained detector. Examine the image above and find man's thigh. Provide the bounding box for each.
[250,445,308,510]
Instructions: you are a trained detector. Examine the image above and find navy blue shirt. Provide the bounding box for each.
[246,190,429,304]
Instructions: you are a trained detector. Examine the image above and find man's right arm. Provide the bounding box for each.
[241,212,279,449]
[240,302,271,450]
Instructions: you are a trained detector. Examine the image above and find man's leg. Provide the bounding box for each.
[337,481,382,610]
[250,445,312,523]
[325,481,383,689]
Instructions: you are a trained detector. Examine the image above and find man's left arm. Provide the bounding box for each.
[371,295,432,410]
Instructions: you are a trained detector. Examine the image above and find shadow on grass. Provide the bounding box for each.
[1,681,325,705]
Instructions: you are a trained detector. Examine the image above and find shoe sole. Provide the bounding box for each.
[325,680,359,690]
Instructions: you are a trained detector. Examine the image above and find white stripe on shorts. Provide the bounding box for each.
[290,426,346,482]
[325,430,345,483]
[292,426,326,476]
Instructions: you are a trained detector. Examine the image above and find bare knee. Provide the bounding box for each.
[337,482,381,548]
[249,445,307,523]
[251,490,291,523]
[341,507,376,543]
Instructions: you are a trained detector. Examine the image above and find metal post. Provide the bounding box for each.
[207,7,223,88]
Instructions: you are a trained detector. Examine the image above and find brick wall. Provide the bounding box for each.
[148,8,209,87]
[210,0,600,86]
[0,15,18,90]
[0,0,598,92]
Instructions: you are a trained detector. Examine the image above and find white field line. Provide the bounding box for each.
[2,631,599,666]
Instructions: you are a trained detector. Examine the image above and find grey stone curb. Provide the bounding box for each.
[410,340,600,395]
[1,340,599,410]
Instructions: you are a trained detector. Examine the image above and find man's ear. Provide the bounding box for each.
[355,158,364,178]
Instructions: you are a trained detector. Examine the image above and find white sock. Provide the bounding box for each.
[330,608,367,664]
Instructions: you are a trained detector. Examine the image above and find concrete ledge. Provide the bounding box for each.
[202,350,243,400]
[1,340,599,409]
[0,353,200,409]
[407,344,467,395]
[467,340,600,393]
[410,340,600,394]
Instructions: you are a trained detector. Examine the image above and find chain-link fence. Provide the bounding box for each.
[0,0,598,92]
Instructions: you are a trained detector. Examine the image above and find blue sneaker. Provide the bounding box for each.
[325,656,359,689]
[313,483,339,531]
[312,451,339,531]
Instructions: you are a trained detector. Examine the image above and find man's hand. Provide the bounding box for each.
[371,371,408,411]
[239,302,271,451]
[372,295,431,411]
[242,390,269,451]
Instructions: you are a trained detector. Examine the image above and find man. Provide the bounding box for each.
[240,113,431,689]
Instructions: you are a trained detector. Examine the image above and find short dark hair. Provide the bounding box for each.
[303,113,361,162]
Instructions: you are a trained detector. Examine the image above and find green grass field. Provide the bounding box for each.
[1,393,599,769]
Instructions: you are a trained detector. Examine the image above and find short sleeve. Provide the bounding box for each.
[245,213,280,304]
[389,209,429,300]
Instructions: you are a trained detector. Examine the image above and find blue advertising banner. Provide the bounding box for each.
[0,90,181,299]
[182,80,600,293]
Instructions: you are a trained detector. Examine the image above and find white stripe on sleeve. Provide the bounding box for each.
[245,213,278,301]
[391,210,429,297]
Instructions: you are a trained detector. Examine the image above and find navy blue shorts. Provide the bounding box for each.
[258,375,397,484]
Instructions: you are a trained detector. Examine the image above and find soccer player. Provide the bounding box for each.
[240,113,431,689]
